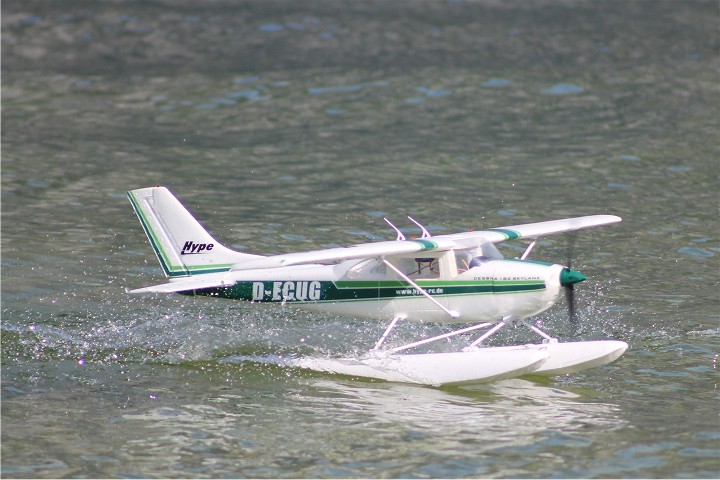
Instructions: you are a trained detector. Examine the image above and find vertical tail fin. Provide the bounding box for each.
[128,186,260,277]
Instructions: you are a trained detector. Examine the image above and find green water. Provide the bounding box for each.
[2,1,719,477]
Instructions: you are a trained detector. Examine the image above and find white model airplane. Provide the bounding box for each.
[127,186,628,386]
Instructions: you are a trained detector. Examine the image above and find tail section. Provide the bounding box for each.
[128,186,260,277]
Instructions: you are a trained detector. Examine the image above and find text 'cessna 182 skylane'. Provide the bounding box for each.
[127,186,627,386]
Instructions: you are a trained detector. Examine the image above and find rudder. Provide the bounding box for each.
[128,186,260,277]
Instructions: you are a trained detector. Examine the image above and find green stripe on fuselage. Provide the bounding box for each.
[334,280,492,288]
[192,279,545,303]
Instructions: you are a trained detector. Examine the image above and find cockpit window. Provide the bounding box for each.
[469,256,493,268]
[477,241,504,260]
[346,259,387,279]
[456,252,472,272]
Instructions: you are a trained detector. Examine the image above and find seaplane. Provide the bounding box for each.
[127,186,628,386]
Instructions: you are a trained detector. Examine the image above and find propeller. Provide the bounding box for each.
[565,232,578,332]
[565,283,577,326]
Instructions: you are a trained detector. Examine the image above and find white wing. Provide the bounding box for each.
[229,238,455,271]
[231,215,621,270]
[129,214,621,293]
[229,215,621,270]
[446,215,622,245]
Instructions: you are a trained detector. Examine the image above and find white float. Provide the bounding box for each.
[289,345,550,386]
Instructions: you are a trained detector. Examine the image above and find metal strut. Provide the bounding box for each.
[389,322,493,354]
[373,315,404,350]
[466,322,506,349]
[521,320,558,343]
[520,240,537,260]
[463,315,518,350]
[373,312,563,356]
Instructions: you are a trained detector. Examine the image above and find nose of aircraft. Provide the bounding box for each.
[559,267,586,287]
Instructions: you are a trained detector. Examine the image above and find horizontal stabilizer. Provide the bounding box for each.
[128,273,231,293]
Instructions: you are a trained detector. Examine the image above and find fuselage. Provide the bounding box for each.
[191,258,575,324]
[126,187,613,324]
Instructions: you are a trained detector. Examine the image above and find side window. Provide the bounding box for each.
[346,259,387,279]
[370,261,387,276]
[405,257,439,278]
[456,252,472,272]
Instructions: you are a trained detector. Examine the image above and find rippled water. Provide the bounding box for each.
[2,0,719,478]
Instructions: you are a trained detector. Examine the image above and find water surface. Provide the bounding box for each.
[2,0,719,478]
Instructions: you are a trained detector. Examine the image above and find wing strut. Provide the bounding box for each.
[520,240,537,260]
[381,258,460,319]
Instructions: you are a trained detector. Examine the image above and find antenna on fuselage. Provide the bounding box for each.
[384,218,406,241]
[407,216,431,239]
